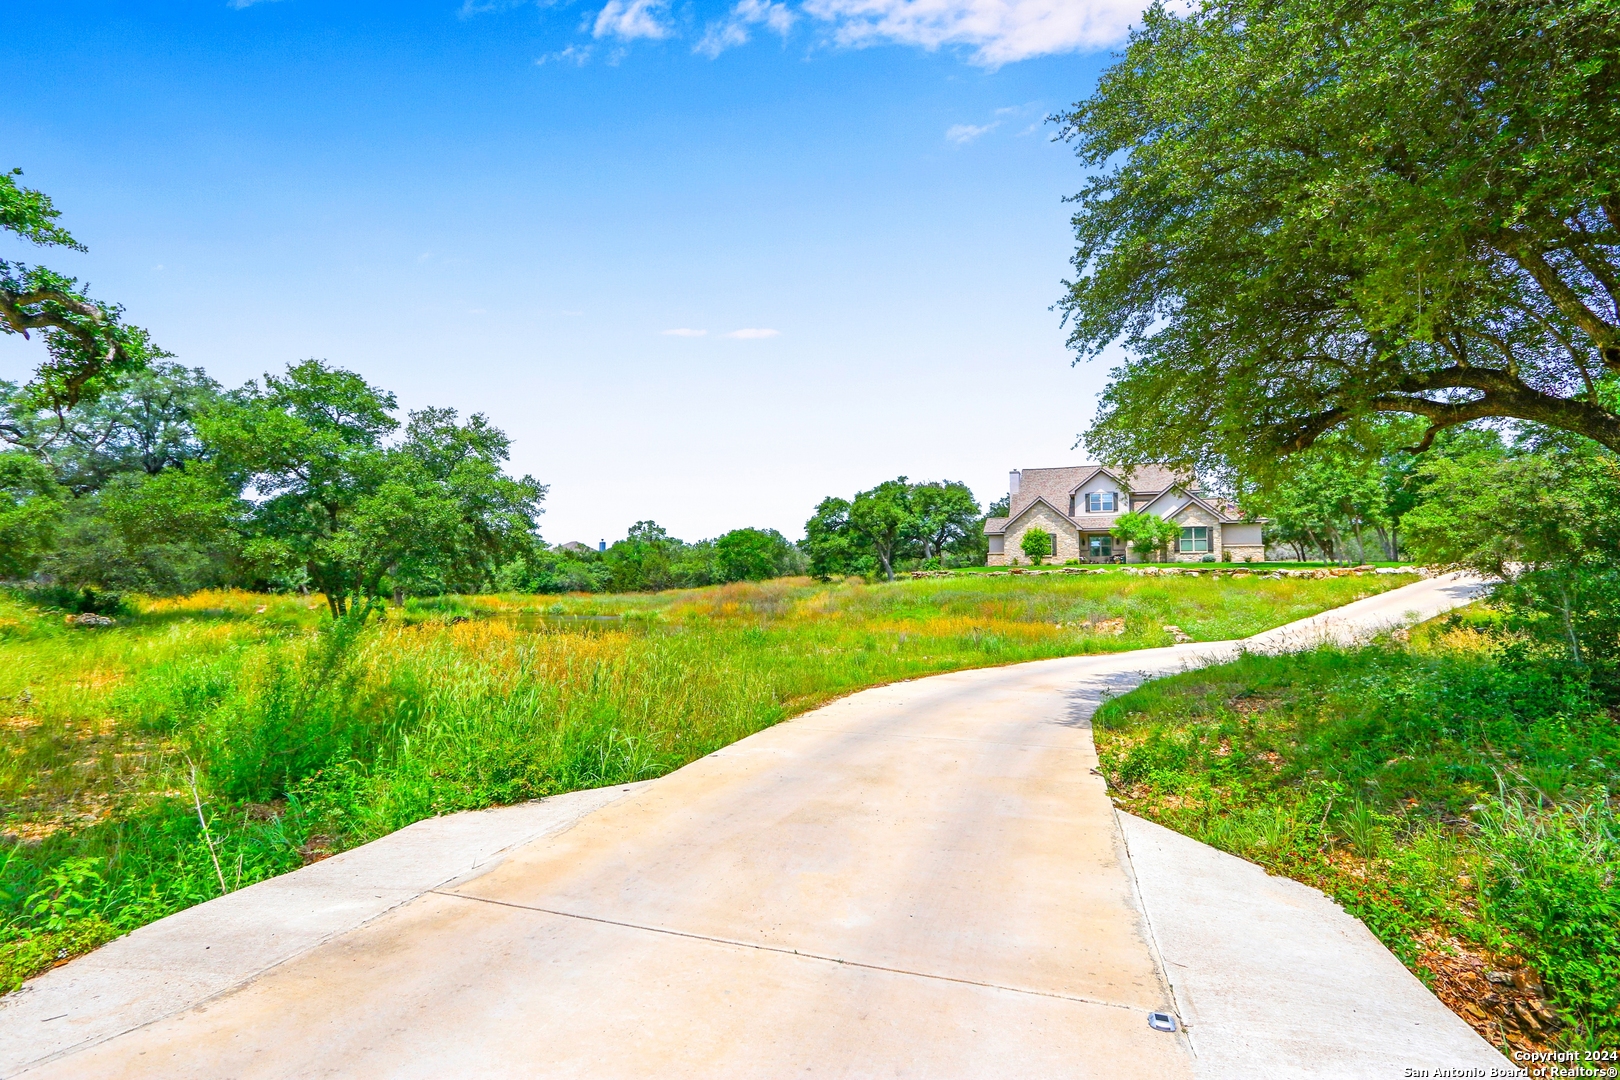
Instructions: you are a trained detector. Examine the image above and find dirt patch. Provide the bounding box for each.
[1414,930,1562,1059]
[298,834,339,865]
[1226,691,1282,718]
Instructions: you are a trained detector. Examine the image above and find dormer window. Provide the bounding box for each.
[1085,491,1118,513]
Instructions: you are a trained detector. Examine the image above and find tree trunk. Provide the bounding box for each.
[1558,580,1583,663]
[1374,525,1395,561]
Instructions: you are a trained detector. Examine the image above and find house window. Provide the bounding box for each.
[1089,535,1112,558]
[1085,491,1118,513]
[988,535,1004,555]
[1180,526,1211,553]
[1050,533,1058,556]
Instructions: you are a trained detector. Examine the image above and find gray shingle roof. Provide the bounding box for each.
[1010,464,1192,519]
[1001,463,1237,530]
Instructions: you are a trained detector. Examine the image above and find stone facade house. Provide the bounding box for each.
[984,464,1265,565]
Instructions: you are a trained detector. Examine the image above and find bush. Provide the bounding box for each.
[10,583,127,616]
[1479,798,1620,1040]
[1020,527,1052,563]
[1093,639,1620,1046]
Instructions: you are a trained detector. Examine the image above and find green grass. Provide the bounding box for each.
[1092,610,1619,1053]
[0,569,1415,992]
[947,561,1417,573]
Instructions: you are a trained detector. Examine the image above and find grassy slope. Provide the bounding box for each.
[949,561,1417,572]
[1,569,1414,991]
[1092,611,1619,1056]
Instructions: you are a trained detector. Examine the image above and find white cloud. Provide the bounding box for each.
[537,44,594,65]
[696,0,798,57]
[593,0,672,41]
[662,327,708,336]
[227,0,284,8]
[723,328,780,338]
[945,122,996,144]
[800,0,1140,65]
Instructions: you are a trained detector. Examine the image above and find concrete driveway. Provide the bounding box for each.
[1,573,1513,1079]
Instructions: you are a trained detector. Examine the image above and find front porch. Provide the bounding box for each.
[1081,532,1123,564]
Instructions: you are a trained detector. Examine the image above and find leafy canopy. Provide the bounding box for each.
[1111,511,1181,562]
[0,170,162,412]
[0,450,64,579]
[1403,437,1620,671]
[173,360,546,617]
[804,477,984,580]
[1059,0,1620,475]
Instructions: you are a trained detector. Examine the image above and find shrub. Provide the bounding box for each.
[1093,640,1620,1047]
[10,584,127,616]
[1020,527,1052,563]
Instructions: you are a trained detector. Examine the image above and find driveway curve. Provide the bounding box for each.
[2,573,1512,1079]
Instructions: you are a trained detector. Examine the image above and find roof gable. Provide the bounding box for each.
[1007,462,1198,521]
[1065,465,1127,495]
[1005,495,1073,528]
[1158,488,1241,523]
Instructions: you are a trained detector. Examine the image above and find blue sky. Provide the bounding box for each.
[2,0,1135,545]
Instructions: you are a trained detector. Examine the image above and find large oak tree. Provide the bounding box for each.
[1059,0,1620,472]
[0,170,160,414]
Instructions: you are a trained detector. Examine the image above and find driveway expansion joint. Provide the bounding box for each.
[430,889,1148,1014]
[785,725,1092,750]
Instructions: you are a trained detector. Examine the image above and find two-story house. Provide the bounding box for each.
[983,464,1264,565]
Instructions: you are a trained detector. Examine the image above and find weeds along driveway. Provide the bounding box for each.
[0,565,1425,990]
[1,575,1503,1079]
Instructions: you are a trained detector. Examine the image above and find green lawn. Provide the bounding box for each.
[1092,609,1618,1055]
[1,569,1416,992]
[946,561,1418,573]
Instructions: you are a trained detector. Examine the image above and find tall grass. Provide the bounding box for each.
[1093,617,1620,1050]
[0,569,1413,991]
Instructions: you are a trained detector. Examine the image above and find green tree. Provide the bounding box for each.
[0,364,221,493]
[1058,0,1620,476]
[848,478,918,582]
[193,360,543,617]
[910,481,981,562]
[804,478,978,578]
[0,170,162,412]
[78,461,245,594]
[392,407,546,594]
[803,497,862,580]
[1403,440,1620,668]
[714,527,797,582]
[0,365,239,593]
[1019,526,1053,564]
[1111,511,1181,562]
[0,450,64,579]
[601,521,685,592]
[1241,433,1395,562]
